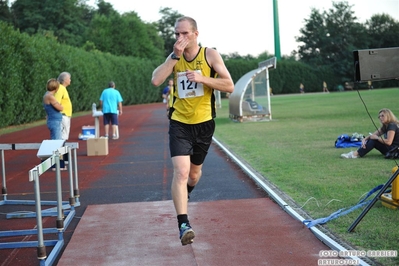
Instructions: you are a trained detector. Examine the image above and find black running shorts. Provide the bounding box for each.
[169,119,215,165]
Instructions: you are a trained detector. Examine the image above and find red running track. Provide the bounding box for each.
[1,103,332,266]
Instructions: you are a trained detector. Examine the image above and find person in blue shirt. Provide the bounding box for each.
[43,78,63,139]
[99,81,123,139]
[43,78,67,170]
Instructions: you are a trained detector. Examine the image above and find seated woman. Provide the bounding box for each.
[341,108,399,159]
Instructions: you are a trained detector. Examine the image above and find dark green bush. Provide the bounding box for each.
[0,21,162,128]
[225,58,340,95]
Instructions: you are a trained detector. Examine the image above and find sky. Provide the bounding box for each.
[88,0,398,57]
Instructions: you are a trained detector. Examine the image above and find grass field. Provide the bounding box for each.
[214,88,399,265]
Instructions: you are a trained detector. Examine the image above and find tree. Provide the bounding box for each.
[96,0,118,17]
[118,12,163,59]
[83,1,165,59]
[223,52,257,60]
[10,0,164,59]
[10,0,93,47]
[0,0,11,23]
[156,7,183,57]
[86,10,163,60]
[11,0,45,35]
[295,1,368,82]
[366,14,399,49]
[295,8,326,66]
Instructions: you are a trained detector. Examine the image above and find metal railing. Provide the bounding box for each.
[0,142,80,266]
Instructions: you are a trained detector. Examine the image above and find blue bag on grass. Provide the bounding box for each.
[335,133,363,148]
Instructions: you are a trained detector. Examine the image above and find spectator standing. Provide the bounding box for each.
[44,78,66,170]
[323,81,329,93]
[162,79,173,113]
[54,72,72,140]
[299,83,305,94]
[368,80,373,90]
[99,81,123,139]
[43,78,63,140]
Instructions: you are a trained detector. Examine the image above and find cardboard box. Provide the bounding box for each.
[87,137,108,156]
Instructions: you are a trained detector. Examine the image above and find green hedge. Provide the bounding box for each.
[225,58,339,94]
[0,22,162,128]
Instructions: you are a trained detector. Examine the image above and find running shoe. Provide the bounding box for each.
[179,223,195,245]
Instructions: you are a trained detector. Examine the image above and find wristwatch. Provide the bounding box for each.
[171,53,180,61]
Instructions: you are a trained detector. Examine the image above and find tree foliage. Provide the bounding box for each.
[366,14,399,49]
[86,10,163,60]
[0,21,161,127]
[295,1,399,84]
[11,0,92,47]
[156,7,183,57]
[8,0,165,60]
[296,2,362,82]
[0,0,11,23]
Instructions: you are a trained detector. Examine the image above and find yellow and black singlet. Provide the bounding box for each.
[170,47,217,124]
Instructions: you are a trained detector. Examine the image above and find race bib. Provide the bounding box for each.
[176,71,204,98]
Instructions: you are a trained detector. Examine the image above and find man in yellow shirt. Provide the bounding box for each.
[151,16,234,246]
[54,72,72,140]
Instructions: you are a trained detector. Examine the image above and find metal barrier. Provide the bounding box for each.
[0,142,80,213]
[0,141,80,266]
